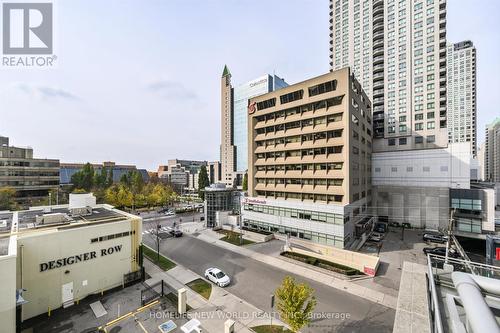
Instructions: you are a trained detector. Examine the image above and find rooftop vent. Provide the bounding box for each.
[36,213,68,225]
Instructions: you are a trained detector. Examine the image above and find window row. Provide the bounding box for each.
[244,204,346,224]
[255,145,343,160]
[242,219,345,247]
[256,178,343,186]
[256,128,343,147]
[255,162,344,172]
[255,96,345,124]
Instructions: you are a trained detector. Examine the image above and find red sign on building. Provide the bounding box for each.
[363,266,376,277]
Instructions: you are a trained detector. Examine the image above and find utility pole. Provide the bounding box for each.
[445,209,456,264]
[156,223,161,262]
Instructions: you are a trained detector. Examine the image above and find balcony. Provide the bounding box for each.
[373,64,384,73]
[373,80,384,89]
[373,31,384,41]
[373,89,384,98]
[373,55,384,64]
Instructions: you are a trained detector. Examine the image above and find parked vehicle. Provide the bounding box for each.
[389,222,400,228]
[369,232,385,242]
[170,229,183,238]
[204,267,230,287]
[401,223,411,229]
[374,223,387,233]
[157,207,170,214]
[423,247,460,258]
[423,233,448,244]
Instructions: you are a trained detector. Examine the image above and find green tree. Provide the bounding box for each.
[0,187,16,210]
[275,276,317,332]
[242,172,248,191]
[197,165,209,200]
[93,167,108,189]
[120,173,130,186]
[70,163,95,191]
[106,168,114,187]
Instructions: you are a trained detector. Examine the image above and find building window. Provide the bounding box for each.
[257,98,276,110]
[308,80,338,97]
[280,90,304,104]
[399,138,407,145]
[427,135,436,143]
[388,139,396,146]
[415,136,424,144]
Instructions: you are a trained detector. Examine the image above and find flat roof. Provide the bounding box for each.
[0,212,13,234]
[17,206,127,231]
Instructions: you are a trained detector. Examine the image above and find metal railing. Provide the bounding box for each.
[427,254,500,333]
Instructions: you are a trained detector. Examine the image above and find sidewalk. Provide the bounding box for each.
[144,259,288,333]
[195,229,398,310]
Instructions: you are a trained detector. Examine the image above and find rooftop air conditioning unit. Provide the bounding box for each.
[69,206,93,217]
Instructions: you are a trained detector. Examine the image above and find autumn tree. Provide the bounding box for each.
[0,187,16,210]
[275,276,317,332]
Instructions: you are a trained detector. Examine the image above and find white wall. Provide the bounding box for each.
[372,142,471,189]
[0,237,17,333]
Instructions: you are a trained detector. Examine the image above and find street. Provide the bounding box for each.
[142,221,395,333]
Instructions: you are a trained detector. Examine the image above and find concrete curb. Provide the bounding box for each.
[195,232,398,310]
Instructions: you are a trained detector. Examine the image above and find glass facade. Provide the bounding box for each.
[244,203,346,225]
[242,219,345,248]
[205,187,237,227]
[450,189,485,234]
[233,74,287,172]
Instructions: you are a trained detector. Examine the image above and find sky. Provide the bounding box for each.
[0,0,498,171]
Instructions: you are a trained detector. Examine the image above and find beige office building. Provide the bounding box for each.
[243,68,372,248]
[220,65,237,187]
[0,194,142,332]
[0,136,59,204]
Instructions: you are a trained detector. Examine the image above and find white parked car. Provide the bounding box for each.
[369,232,384,242]
[204,267,230,287]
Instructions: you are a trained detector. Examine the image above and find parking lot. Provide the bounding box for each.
[355,226,430,297]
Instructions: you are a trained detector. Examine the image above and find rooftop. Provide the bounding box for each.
[0,195,136,257]
[16,206,127,231]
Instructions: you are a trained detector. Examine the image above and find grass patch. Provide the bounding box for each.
[142,245,176,271]
[164,293,192,311]
[186,278,212,300]
[281,251,362,276]
[217,229,255,246]
[252,325,293,333]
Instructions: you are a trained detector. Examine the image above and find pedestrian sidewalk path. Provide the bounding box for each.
[144,259,287,333]
[196,229,398,310]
